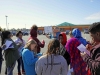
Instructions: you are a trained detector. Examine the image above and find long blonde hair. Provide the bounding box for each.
[24,39,37,51]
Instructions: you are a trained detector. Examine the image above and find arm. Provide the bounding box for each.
[35,59,42,75]
[24,51,38,65]
[82,52,100,72]
[14,39,22,47]
[65,40,74,68]
[45,34,52,39]
[37,39,45,48]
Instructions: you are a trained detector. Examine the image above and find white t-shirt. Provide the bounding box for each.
[35,54,68,75]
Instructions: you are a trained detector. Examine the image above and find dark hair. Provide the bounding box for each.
[16,31,23,37]
[59,34,62,37]
[89,22,100,34]
[46,39,60,73]
[1,31,11,45]
[31,25,38,31]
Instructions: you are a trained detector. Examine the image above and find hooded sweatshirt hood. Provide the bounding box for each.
[59,32,67,46]
[72,28,82,38]
[30,29,37,37]
[72,28,87,46]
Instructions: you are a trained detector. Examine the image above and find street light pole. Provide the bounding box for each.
[5,15,8,30]
[8,23,9,30]
[25,24,26,28]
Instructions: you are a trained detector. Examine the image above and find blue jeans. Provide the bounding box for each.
[7,63,15,75]
[0,61,2,74]
[17,57,24,73]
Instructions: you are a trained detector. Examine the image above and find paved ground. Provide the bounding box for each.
[1,33,90,75]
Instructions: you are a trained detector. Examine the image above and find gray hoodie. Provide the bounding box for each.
[35,54,68,75]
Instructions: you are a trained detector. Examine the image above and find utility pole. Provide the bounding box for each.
[8,23,9,30]
[25,24,26,28]
[5,15,8,30]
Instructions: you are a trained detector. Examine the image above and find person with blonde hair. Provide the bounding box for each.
[22,39,38,75]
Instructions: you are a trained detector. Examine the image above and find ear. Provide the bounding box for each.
[96,32,100,37]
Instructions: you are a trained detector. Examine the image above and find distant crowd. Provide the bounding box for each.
[0,22,100,75]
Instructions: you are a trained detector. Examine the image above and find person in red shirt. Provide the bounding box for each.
[28,25,45,53]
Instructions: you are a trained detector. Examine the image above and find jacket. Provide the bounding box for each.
[82,43,100,75]
[22,49,38,75]
[14,38,25,56]
[29,29,45,53]
[4,39,20,67]
[35,54,68,75]
[72,28,87,46]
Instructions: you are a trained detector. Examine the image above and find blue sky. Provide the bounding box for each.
[0,0,100,29]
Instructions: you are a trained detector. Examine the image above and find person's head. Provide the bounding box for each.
[16,31,23,39]
[30,25,38,37]
[72,28,82,38]
[69,31,73,38]
[53,26,60,33]
[1,31,12,45]
[59,32,67,46]
[59,34,63,43]
[24,39,37,52]
[46,39,60,55]
[89,22,100,42]
[31,25,38,31]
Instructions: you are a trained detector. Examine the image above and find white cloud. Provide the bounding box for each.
[85,12,100,20]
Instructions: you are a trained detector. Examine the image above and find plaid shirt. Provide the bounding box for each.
[65,38,88,75]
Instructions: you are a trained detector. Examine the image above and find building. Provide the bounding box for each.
[38,22,90,32]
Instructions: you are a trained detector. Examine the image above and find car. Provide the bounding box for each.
[11,31,16,36]
[66,30,70,35]
[38,30,43,35]
[23,32,29,36]
[84,29,89,34]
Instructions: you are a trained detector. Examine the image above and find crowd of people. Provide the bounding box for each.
[0,22,100,75]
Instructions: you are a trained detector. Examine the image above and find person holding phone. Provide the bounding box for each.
[81,22,100,75]
[22,39,38,75]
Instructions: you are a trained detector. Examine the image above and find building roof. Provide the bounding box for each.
[57,22,75,26]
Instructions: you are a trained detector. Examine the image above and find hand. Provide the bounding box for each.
[86,44,93,51]
[42,40,45,44]
[1,44,6,49]
[81,52,86,57]
[71,72,74,75]
[18,42,23,46]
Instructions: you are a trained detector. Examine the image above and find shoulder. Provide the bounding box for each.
[38,55,47,60]
[57,55,64,59]
[38,54,49,60]
[22,49,31,54]
[57,55,66,62]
